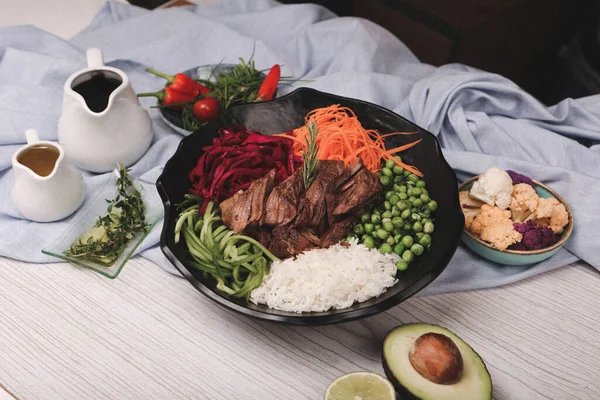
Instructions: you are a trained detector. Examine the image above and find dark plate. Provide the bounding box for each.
[157,88,463,325]
[159,64,267,136]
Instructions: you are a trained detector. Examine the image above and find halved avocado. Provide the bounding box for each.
[382,323,492,400]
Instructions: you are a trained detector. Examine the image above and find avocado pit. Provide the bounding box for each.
[409,332,464,385]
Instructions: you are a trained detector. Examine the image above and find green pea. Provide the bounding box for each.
[408,174,419,182]
[427,200,438,211]
[415,232,424,240]
[403,170,411,177]
[381,167,393,177]
[371,214,381,224]
[394,176,404,184]
[396,200,409,211]
[421,188,429,196]
[383,221,394,232]
[393,165,404,175]
[393,228,402,236]
[380,176,391,186]
[391,206,401,217]
[401,209,411,219]
[412,188,422,196]
[361,213,371,223]
[416,180,426,188]
[375,224,382,231]
[412,198,423,207]
[398,192,408,200]
[421,218,431,225]
[389,195,399,205]
[411,213,421,221]
[392,216,404,228]
[376,229,389,240]
[395,155,403,163]
[411,243,425,256]
[398,185,407,193]
[412,221,423,232]
[394,234,402,244]
[386,236,396,246]
[420,193,430,203]
[385,191,394,200]
[361,234,371,243]
[354,224,365,235]
[393,184,403,192]
[363,236,375,249]
[394,243,405,255]
[401,236,414,247]
[385,159,396,169]
[406,188,414,197]
[380,243,393,255]
[420,209,431,218]
[423,222,435,234]
[408,196,417,203]
[384,201,392,211]
[364,223,374,234]
[402,223,412,231]
[402,250,415,263]
[382,211,392,219]
[346,234,354,242]
[396,260,409,271]
[419,234,432,246]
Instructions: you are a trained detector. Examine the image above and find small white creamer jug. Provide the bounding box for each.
[12,129,85,222]
[58,48,153,173]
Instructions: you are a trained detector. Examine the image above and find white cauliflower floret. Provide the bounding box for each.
[510,183,539,222]
[469,167,513,209]
[480,221,523,251]
[534,198,569,233]
[469,204,512,235]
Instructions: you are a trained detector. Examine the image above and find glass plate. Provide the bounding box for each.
[42,172,164,279]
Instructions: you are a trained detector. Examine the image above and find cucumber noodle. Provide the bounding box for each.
[174,196,279,299]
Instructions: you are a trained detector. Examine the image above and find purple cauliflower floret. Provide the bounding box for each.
[510,221,558,250]
[506,170,535,187]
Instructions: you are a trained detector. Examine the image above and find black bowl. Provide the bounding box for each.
[157,88,463,325]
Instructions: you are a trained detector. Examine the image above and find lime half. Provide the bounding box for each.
[324,372,396,400]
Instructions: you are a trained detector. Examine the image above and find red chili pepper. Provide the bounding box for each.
[146,68,212,96]
[256,64,280,101]
[137,86,195,110]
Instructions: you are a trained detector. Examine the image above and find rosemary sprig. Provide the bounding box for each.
[65,165,149,265]
[302,121,319,189]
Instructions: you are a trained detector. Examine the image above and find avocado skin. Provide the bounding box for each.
[381,323,493,400]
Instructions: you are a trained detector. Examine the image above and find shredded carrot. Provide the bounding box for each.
[275,104,423,176]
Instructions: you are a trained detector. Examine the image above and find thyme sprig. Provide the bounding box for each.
[65,165,149,265]
[302,121,319,189]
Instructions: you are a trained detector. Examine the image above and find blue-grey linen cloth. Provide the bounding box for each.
[1,0,598,295]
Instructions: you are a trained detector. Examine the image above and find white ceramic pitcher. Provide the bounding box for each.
[12,129,84,222]
[58,48,152,173]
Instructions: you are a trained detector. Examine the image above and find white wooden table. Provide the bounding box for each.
[2,2,599,399]
[1,257,598,399]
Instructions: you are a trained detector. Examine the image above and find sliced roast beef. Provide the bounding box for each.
[268,225,315,259]
[294,160,345,227]
[333,168,381,215]
[320,216,355,248]
[262,168,304,226]
[220,170,275,233]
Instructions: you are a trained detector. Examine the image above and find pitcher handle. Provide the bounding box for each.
[25,129,39,145]
[87,48,104,69]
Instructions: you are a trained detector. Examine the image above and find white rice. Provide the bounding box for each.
[250,239,399,313]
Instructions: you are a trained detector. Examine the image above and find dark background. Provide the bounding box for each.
[131,0,600,105]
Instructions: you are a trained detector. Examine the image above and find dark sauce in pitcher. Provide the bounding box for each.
[72,74,122,113]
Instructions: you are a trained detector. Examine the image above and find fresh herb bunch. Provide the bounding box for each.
[65,165,149,265]
[302,121,319,189]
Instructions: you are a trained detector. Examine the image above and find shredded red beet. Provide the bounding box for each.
[189,126,302,212]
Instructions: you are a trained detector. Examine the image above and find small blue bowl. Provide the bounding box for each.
[459,176,573,265]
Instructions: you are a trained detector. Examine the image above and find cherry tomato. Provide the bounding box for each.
[192,96,220,122]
